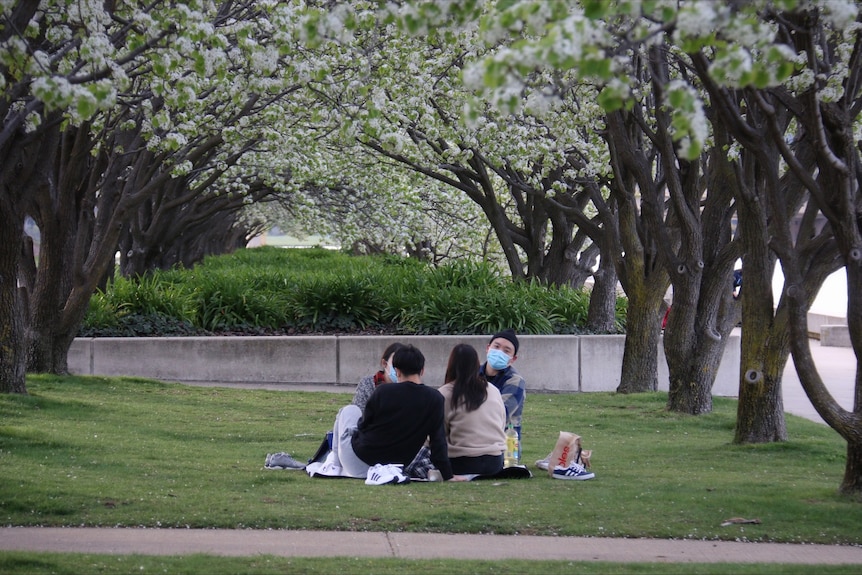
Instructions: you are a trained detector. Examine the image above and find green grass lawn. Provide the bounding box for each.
[1,554,860,575]
[1,374,859,574]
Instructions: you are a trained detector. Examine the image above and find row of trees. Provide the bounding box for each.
[2,1,314,383]
[1,1,859,494]
[474,0,861,493]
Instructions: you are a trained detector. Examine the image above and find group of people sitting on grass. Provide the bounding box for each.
[265,329,594,483]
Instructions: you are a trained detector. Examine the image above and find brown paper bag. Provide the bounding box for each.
[546,431,592,477]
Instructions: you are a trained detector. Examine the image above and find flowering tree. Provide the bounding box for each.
[0,0,176,391]
[295,3,624,336]
[0,1,337,387]
[379,1,747,395]
[414,0,861,492]
[0,0,50,392]
[602,64,743,402]
[237,5,497,265]
[688,3,862,491]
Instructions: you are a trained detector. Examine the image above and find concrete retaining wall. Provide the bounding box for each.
[821,325,852,348]
[806,313,850,348]
[807,313,846,341]
[69,334,742,396]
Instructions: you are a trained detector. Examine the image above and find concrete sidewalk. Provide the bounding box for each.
[1,527,861,564]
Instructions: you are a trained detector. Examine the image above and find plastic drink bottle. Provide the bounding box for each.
[505,424,520,467]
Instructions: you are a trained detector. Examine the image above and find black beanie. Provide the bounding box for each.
[490,329,519,355]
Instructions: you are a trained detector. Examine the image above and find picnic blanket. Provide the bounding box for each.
[305,451,532,481]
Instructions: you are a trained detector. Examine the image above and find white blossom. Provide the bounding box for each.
[171,160,194,177]
[674,2,725,42]
[818,0,858,30]
[79,32,116,70]
[164,132,188,151]
[251,45,280,74]
[24,111,41,133]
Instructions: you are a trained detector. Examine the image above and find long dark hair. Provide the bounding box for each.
[445,344,487,412]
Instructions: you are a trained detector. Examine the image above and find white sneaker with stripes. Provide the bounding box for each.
[365,463,410,485]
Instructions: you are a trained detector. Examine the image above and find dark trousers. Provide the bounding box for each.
[450,453,504,475]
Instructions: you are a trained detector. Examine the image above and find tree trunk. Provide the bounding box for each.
[665,281,740,413]
[734,353,789,443]
[841,439,862,497]
[23,125,140,375]
[610,183,670,394]
[838,255,862,496]
[667,346,717,414]
[734,318,789,443]
[25,125,90,374]
[0,127,54,394]
[664,286,716,414]
[730,132,790,443]
[0,212,27,394]
[524,200,597,289]
[602,102,675,393]
[120,209,252,276]
[119,174,268,277]
[587,245,619,333]
[664,133,741,414]
[785,269,862,495]
[26,200,83,375]
[27,331,75,375]
[733,234,788,443]
[617,286,665,393]
[780,146,862,494]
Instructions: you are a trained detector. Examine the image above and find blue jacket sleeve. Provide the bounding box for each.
[499,369,526,441]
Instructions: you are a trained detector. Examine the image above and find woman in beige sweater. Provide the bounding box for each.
[437,344,507,476]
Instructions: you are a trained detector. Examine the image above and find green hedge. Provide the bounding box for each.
[80,247,627,336]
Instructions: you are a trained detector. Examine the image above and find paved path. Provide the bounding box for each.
[1,527,861,564]
[779,339,857,424]
[2,339,858,564]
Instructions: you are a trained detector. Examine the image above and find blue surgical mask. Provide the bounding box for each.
[487,349,511,370]
[388,364,398,383]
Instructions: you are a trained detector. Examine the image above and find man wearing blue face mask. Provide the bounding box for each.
[480,329,526,443]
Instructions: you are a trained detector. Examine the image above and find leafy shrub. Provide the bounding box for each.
[289,274,383,331]
[79,312,199,337]
[98,271,196,322]
[81,292,120,331]
[190,270,290,331]
[81,247,626,336]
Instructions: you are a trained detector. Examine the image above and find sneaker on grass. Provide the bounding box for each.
[552,462,595,480]
[365,463,410,485]
[265,452,305,470]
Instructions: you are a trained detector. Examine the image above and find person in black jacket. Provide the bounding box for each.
[315,344,463,482]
